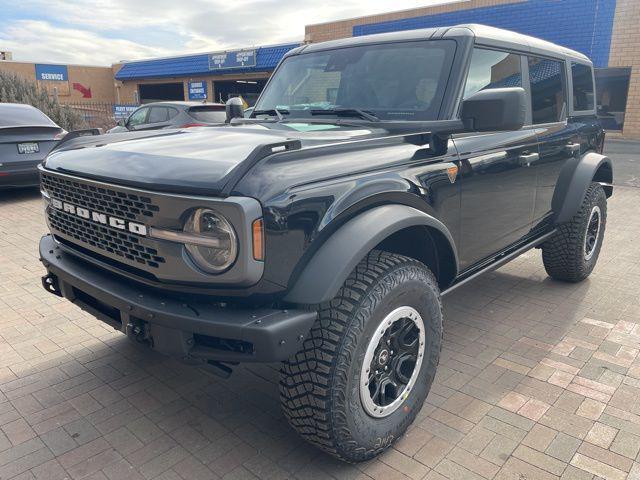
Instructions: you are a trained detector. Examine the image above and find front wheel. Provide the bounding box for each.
[279,250,442,462]
[542,182,607,282]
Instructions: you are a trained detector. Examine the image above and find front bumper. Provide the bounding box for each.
[39,234,316,363]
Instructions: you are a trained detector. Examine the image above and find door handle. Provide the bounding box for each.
[565,143,581,155]
[518,152,539,167]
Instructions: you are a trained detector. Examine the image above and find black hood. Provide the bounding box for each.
[43,123,378,195]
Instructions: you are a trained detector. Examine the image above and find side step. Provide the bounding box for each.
[442,230,556,296]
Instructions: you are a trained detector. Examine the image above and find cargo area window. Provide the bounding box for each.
[463,48,522,99]
[571,63,595,112]
[528,56,567,124]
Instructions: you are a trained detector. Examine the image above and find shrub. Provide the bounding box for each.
[0,70,84,130]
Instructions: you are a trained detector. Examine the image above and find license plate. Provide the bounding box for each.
[17,142,39,154]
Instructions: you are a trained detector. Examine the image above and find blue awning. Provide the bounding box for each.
[115,43,300,81]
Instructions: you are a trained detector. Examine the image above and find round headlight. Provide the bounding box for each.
[184,209,238,273]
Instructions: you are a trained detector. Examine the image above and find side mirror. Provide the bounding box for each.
[116,119,125,127]
[226,97,244,123]
[461,87,526,132]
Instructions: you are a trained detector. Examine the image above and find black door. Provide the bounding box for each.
[453,48,538,271]
[454,131,539,270]
[528,58,589,224]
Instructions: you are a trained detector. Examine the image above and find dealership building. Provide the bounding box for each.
[1,0,639,137]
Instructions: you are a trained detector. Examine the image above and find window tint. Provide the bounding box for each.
[255,40,457,121]
[128,107,148,126]
[148,107,170,123]
[571,63,595,111]
[188,106,227,123]
[463,48,522,99]
[529,57,566,123]
[167,108,179,120]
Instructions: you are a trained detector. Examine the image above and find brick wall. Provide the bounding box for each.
[305,0,524,43]
[608,0,640,138]
[112,69,271,104]
[0,61,115,103]
[353,0,616,69]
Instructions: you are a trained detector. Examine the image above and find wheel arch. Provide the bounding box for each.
[552,152,613,225]
[283,204,458,305]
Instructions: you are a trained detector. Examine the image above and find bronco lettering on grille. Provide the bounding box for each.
[50,198,148,236]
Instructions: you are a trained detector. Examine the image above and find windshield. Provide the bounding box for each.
[254,40,456,121]
[188,106,227,123]
[0,103,58,128]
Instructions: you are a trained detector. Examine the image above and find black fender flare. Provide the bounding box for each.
[283,204,458,305]
[552,152,613,224]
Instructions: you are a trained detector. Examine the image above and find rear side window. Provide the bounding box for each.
[529,57,567,123]
[188,106,226,123]
[571,63,595,111]
[463,48,522,99]
[148,107,170,123]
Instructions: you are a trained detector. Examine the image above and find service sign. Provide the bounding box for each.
[208,49,256,70]
[188,81,207,100]
[113,104,138,119]
[35,64,68,82]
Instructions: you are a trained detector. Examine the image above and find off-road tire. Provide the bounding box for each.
[542,182,607,282]
[279,250,442,462]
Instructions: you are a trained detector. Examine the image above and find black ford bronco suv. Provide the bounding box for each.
[38,25,612,462]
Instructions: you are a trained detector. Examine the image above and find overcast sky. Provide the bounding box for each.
[0,0,462,65]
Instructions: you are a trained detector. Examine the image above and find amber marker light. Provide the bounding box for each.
[252,218,265,261]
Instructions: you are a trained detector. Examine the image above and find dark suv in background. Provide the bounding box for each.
[38,24,611,462]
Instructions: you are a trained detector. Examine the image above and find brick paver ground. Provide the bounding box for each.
[1,169,639,479]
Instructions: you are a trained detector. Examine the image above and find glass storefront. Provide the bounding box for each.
[596,67,631,131]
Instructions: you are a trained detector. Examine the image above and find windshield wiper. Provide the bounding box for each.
[309,108,380,122]
[252,108,289,121]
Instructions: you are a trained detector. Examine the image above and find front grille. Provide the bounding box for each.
[48,210,166,268]
[42,171,166,269]
[41,172,159,220]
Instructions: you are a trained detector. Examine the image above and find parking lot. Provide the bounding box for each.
[0,140,639,480]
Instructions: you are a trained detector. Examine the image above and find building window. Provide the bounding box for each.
[529,56,566,124]
[463,48,522,99]
[596,67,631,131]
[571,63,595,111]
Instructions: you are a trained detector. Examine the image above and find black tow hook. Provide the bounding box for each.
[205,360,234,379]
[41,274,62,297]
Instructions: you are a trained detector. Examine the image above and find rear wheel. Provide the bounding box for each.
[542,182,607,282]
[279,250,442,462]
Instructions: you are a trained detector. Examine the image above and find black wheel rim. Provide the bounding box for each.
[360,306,425,418]
[584,206,601,261]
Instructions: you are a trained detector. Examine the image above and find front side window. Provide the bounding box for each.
[128,108,148,127]
[529,56,566,123]
[463,48,522,99]
[254,40,457,121]
[571,63,595,111]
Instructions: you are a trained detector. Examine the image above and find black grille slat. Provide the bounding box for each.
[41,173,158,221]
[42,173,165,269]
[48,211,165,268]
